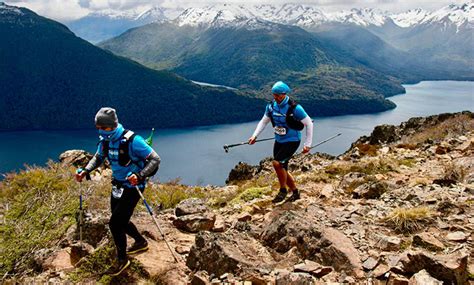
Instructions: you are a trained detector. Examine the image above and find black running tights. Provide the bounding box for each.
[109,184,146,260]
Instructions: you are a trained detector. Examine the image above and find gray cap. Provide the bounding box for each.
[95,107,118,128]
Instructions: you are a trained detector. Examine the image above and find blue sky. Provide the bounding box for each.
[5,0,470,21]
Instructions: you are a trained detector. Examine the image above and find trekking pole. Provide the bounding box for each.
[309,133,342,150]
[127,173,180,263]
[79,188,83,245]
[76,169,91,246]
[223,137,274,153]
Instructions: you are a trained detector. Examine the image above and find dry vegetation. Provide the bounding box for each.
[401,114,474,145]
[384,206,434,233]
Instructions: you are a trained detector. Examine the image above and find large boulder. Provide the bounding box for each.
[397,250,468,284]
[175,198,209,217]
[260,211,314,253]
[76,215,109,247]
[260,210,363,278]
[59,150,93,168]
[353,180,388,199]
[226,162,258,184]
[409,270,443,285]
[187,231,275,277]
[173,213,216,233]
[319,228,364,278]
[369,125,400,145]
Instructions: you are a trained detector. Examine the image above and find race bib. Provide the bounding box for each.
[112,185,124,199]
[274,126,287,136]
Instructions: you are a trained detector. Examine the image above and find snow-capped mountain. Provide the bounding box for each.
[67,2,473,42]
[253,4,329,27]
[329,8,390,27]
[391,8,431,28]
[173,4,390,27]
[173,4,389,29]
[175,4,255,27]
[135,6,183,22]
[171,3,473,31]
[420,3,474,29]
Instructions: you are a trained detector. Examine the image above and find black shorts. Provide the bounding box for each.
[273,141,300,169]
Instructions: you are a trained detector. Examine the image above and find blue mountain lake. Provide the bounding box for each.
[0,80,472,185]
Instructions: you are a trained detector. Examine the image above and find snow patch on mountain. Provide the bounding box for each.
[329,8,390,27]
[171,2,473,31]
[0,2,23,16]
[422,3,474,29]
[175,4,255,27]
[391,8,431,27]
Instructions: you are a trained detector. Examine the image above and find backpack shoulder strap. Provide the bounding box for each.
[122,130,135,142]
[99,138,110,159]
[287,98,298,114]
[119,130,137,166]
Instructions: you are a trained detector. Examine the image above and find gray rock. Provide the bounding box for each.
[173,212,216,233]
[226,162,257,184]
[369,125,400,144]
[446,231,468,242]
[294,260,320,273]
[175,198,209,217]
[363,257,379,271]
[409,269,443,285]
[320,184,334,198]
[319,227,364,278]
[260,210,363,278]
[412,233,445,251]
[59,150,93,168]
[339,172,367,191]
[353,180,388,199]
[398,250,468,284]
[378,236,401,251]
[387,273,410,285]
[237,212,252,222]
[186,231,275,277]
[212,216,226,232]
[275,272,316,285]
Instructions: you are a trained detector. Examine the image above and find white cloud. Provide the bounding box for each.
[5,0,471,21]
[6,0,89,20]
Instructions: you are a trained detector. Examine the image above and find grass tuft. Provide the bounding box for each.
[231,186,273,204]
[384,207,433,233]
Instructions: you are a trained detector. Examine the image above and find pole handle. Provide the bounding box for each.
[223,137,274,152]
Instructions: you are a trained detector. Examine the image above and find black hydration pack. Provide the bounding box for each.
[101,130,137,167]
[99,129,158,177]
[268,98,305,131]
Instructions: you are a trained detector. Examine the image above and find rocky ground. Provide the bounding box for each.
[2,111,473,284]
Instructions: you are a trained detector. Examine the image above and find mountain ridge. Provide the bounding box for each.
[65,2,473,42]
[0,3,265,131]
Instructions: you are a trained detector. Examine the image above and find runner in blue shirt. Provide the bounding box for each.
[249,81,313,203]
[75,107,161,276]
